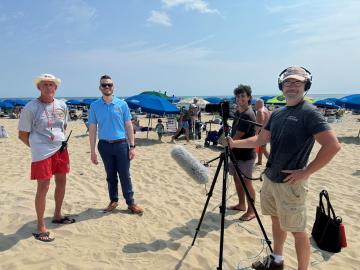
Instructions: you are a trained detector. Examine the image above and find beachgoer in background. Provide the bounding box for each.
[88,74,143,215]
[228,84,257,221]
[155,119,165,141]
[131,113,140,134]
[171,108,190,142]
[226,66,341,270]
[18,73,74,242]
[255,99,270,165]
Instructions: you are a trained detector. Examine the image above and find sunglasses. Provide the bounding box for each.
[282,81,304,87]
[101,83,113,88]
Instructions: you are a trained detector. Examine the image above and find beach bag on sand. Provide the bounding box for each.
[311,190,346,253]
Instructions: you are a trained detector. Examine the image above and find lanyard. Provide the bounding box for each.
[41,101,55,141]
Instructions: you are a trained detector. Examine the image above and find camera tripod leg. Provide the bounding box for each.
[217,147,230,270]
[191,153,224,246]
[229,151,273,253]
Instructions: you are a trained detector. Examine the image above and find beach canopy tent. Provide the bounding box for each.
[125,94,180,138]
[140,91,172,102]
[177,97,209,110]
[205,97,223,104]
[66,99,82,106]
[0,101,14,109]
[314,98,340,109]
[336,94,360,110]
[265,94,315,104]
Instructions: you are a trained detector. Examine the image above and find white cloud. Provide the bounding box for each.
[162,0,219,14]
[147,10,172,26]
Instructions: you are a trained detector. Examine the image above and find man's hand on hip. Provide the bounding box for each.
[282,169,310,184]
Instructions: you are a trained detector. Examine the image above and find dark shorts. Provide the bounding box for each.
[229,158,255,179]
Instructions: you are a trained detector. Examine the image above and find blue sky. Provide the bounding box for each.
[0,0,359,98]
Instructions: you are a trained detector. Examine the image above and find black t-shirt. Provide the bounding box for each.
[231,108,256,161]
[264,101,330,183]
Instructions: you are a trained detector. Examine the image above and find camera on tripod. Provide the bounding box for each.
[205,101,230,120]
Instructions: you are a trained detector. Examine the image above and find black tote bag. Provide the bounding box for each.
[311,190,342,253]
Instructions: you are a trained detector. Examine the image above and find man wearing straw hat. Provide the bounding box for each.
[88,74,143,215]
[226,67,341,270]
[18,73,74,242]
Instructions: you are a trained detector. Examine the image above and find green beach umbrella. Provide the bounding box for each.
[140,91,171,101]
[266,94,315,104]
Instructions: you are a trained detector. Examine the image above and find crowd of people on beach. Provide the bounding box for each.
[11,66,342,270]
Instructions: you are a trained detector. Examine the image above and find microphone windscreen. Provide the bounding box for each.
[171,145,209,184]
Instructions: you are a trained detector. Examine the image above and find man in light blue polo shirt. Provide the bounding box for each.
[88,74,143,215]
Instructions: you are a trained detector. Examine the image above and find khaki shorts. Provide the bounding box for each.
[260,174,309,232]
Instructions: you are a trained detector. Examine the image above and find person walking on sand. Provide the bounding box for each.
[88,74,143,215]
[255,99,270,165]
[226,66,340,270]
[18,73,75,242]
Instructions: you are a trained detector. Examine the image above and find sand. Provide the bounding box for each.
[0,112,359,269]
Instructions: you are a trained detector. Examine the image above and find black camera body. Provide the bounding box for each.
[205,101,230,120]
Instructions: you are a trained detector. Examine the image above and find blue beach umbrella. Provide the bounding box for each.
[170,96,181,103]
[336,94,360,110]
[205,97,223,104]
[125,94,179,138]
[0,101,14,109]
[125,94,180,115]
[4,99,29,106]
[314,98,340,109]
[12,99,29,106]
[81,98,97,106]
[66,99,82,106]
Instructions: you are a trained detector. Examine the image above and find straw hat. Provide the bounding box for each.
[33,73,61,87]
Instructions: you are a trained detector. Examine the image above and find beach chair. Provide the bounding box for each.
[166,117,178,135]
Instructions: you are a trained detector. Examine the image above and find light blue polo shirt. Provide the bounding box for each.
[88,96,132,140]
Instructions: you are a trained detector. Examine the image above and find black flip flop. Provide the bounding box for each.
[33,232,55,242]
[51,216,76,224]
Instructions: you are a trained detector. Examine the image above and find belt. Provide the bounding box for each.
[99,138,127,144]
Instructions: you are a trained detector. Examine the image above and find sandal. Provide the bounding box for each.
[52,216,76,224]
[227,205,246,211]
[33,232,55,242]
[239,213,256,221]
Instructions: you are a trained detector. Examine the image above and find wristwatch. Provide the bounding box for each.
[129,144,136,148]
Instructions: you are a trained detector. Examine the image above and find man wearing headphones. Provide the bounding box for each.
[226,66,341,270]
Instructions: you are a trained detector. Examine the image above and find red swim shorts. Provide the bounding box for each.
[31,149,70,180]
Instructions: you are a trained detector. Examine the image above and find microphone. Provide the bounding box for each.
[171,145,209,184]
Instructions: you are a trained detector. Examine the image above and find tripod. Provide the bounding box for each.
[191,125,273,270]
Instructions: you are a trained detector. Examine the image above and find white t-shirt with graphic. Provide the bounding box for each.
[18,98,68,162]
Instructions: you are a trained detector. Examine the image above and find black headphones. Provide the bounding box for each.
[278,66,312,91]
